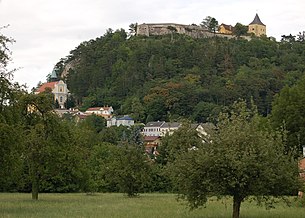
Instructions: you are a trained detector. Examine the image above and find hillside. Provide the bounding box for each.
[56,29,305,123]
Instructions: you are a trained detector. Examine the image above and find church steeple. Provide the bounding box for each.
[49,66,59,82]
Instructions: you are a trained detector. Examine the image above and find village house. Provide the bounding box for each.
[160,122,181,136]
[107,115,134,127]
[191,122,215,143]
[144,136,161,155]
[142,121,165,137]
[85,106,114,119]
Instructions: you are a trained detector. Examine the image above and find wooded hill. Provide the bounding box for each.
[56,29,305,123]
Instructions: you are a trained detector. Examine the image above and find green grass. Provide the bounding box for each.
[0,193,304,218]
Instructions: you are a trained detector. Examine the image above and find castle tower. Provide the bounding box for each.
[248,13,266,37]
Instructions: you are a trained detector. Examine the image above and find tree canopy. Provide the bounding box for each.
[169,101,301,218]
[60,28,305,124]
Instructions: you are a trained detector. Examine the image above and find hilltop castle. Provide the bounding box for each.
[136,14,266,38]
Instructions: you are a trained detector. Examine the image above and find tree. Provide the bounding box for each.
[0,27,25,191]
[170,101,301,218]
[297,31,305,42]
[271,76,305,152]
[200,16,219,33]
[128,23,138,37]
[233,23,248,37]
[111,144,150,196]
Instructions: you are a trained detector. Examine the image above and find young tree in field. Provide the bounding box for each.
[112,144,150,197]
[170,101,301,218]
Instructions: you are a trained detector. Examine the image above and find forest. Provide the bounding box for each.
[56,29,305,124]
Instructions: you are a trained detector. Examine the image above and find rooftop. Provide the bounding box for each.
[36,81,58,93]
[145,121,165,128]
[249,13,265,26]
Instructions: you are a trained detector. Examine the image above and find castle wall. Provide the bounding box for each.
[136,23,250,40]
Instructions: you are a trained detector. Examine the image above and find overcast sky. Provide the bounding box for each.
[0,0,304,90]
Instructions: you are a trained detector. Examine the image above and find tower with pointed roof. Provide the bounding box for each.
[248,13,266,37]
[49,66,59,82]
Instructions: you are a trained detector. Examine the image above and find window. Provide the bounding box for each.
[60,96,63,102]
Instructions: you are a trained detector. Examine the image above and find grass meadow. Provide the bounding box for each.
[0,193,304,218]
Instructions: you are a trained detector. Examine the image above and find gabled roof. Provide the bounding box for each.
[161,122,181,128]
[36,81,58,93]
[144,136,161,142]
[145,121,165,128]
[117,115,133,121]
[219,23,234,31]
[249,13,265,26]
[86,107,103,111]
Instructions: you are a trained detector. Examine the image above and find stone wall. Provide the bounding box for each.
[136,23,251,40]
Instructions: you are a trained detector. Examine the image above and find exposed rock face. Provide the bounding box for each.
[60,59,79,78]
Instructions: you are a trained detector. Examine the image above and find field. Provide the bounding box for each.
[0,193,304,218]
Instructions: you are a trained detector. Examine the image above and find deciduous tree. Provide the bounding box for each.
[170,101,301,218]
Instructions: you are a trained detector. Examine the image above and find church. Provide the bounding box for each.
[35,67,69,109]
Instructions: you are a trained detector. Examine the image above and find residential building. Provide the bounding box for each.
[143,136,161,156]
[107,115,134,127]
[85,106,114,119]
[142,121,165,136]
[192,122,215,143]
[35,80,69,109]
[160,122,181,136]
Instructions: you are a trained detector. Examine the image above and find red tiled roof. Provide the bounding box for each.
[36,81,58,93]
[144,136,160,142]
[103,107,112,110]
[86,107,103,111]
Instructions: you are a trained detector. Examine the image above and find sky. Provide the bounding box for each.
[0,0,304,90]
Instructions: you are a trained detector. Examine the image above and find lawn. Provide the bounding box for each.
[0,193,304,218]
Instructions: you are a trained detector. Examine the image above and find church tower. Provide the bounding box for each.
[49,66,59,82]
[248,13,266,37]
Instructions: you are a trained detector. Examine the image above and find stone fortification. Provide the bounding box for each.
[136,23,249,40]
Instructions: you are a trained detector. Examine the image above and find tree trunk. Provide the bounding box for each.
[232,195,242,218]
[31,164,39,200]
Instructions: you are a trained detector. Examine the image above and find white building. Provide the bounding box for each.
[160,122,181,136]
[142,121,165,137]
[107,116,134,127]
[85,106,114,119]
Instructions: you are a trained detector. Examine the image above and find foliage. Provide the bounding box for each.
[200,16,219,33]
[271,75,305,153]
[62,29,305,123]
[233,23,248,37]
[169,101,301,218]
[89,142,150,196]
